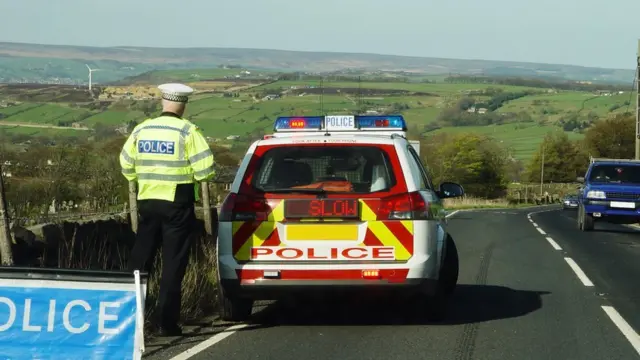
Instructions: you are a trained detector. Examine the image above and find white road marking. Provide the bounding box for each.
[564,257,594,287]
[529,218,534,223]
[536,227,546,235]
[169,324,248,360]
[445,210,460,218]
[545,237,562,250]
[601,306,640,356]
[531,222,538,227]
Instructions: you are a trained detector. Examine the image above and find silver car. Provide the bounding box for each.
[562,194,579,210]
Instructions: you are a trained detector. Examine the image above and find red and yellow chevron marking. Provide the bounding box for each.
[231,198,414,261]
[359,199,414,260]
[231,200,284,261]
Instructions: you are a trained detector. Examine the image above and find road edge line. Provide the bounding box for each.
[168,324,248,360]
[563,257,594,287]
[601,305,640,356]
[445,210,460,218]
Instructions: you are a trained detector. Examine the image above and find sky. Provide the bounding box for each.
[1,0,639,69]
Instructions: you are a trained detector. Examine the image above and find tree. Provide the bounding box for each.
[210,145,240,167]
[421,132,509,198]
[583,113,634,158]
[526,131,588,183]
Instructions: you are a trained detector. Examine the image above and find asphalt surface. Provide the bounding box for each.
[147,206,640,360]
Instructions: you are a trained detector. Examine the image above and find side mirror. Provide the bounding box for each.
[437,182,464,199]
[576,177,585,183]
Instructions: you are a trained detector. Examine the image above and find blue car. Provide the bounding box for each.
[577,158,640,231]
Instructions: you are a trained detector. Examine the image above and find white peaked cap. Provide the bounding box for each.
[158,83,194,103]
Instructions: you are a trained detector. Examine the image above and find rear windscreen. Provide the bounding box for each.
[251,145,397,193]
[588,164,640,184]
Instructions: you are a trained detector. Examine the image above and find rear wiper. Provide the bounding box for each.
[265,188,328,195]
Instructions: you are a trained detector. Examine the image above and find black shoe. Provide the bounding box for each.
[157,324,182,337]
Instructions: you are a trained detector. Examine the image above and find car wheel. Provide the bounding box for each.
[579,207,594,232]
[423,282,449,322]
[412,236,458,323]
[218,284,253,322]
[583,213,594,231]
[440,235,459,296]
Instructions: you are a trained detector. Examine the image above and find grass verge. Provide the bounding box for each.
[443,196,557,210]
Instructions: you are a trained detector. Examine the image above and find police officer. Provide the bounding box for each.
[119,83,215,336]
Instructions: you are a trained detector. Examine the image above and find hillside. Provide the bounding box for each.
[0,75,636,162]
[0,42,635,85]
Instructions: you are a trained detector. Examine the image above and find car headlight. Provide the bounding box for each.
[586,190,606,199]
[564,200,570,204]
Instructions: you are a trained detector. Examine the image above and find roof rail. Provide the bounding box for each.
[590,157,640,164]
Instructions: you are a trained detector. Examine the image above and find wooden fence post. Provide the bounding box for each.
[201,181,213,236]
[128,181,138,233]
[0,167,14,265]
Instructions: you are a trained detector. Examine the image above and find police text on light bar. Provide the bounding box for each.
[273,115,407,132]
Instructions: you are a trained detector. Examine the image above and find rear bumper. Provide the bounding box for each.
[218,255,441,301]
[220,277,438,300]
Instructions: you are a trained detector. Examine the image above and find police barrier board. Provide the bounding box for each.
[0,267,147,360]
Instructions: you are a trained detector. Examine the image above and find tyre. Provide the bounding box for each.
[578,206,594,231]
[440,235,459,296]
[577,206,583,229]
[218,284,253,322]
[414,236,459,322]
[408,284,448,323]
[423,285,448,322]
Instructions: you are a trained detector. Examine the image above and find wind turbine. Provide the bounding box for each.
[85,64,101,92]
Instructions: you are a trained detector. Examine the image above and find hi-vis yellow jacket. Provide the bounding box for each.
[119,114,215,202]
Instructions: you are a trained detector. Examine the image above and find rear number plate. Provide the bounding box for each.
[284,199,359,218]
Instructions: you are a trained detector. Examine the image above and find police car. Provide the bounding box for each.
[216,115,465,322]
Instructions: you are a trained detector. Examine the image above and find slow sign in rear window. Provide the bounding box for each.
[284,199,359,218]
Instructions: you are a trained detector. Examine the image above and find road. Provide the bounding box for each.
[145,206,640,360]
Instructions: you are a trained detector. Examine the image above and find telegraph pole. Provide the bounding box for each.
[0,165,14,265]
[635,39,640,159]
[540,143,545,196]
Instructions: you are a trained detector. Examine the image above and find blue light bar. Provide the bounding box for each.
[273,115,407,132]
[274,116,324,131]
[356,115,406,130]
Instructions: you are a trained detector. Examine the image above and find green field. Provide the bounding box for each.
[83,110,146,126]
[254,80,548,94]
[498,91,633,119]
[0,124,88,137]
[429,123,584,161]
[0,103,89,124]
[1,75,636,162]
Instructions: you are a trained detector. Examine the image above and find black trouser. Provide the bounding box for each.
[128,199,196,327]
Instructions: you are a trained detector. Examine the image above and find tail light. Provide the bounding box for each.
[219,193,271,221]
[377,192,432,220]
